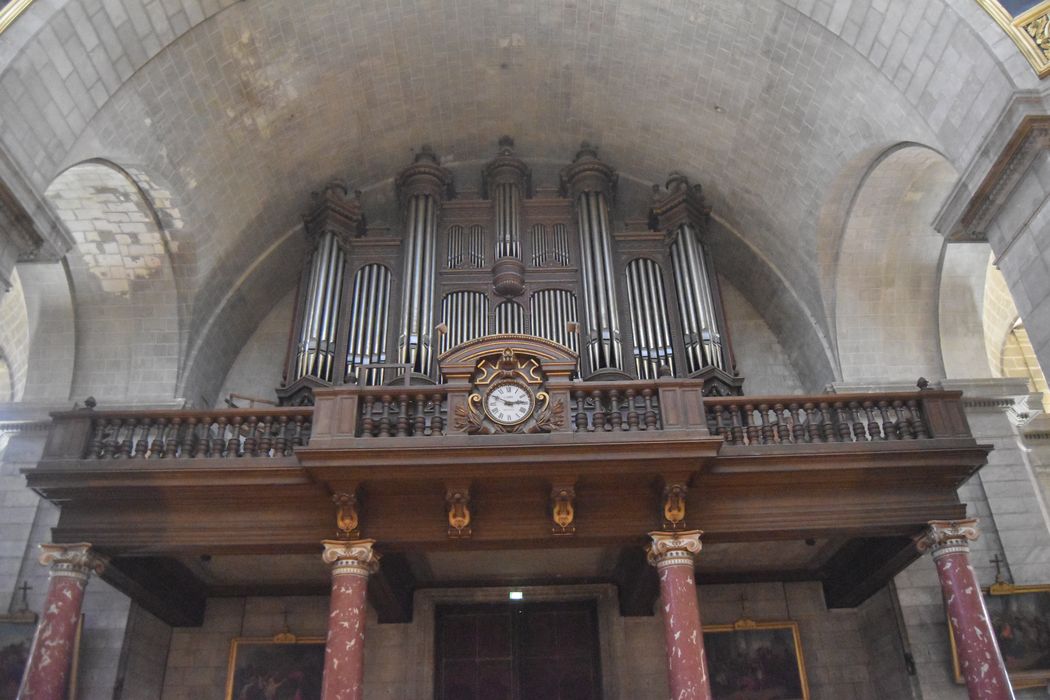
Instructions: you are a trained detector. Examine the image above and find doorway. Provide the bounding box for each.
[434,601,603,700]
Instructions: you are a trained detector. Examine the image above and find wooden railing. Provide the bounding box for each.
[44,407,313,460]
[702,391,970,446]
[40,387,972,461]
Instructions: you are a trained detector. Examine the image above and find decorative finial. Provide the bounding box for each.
[498,135,515,154]
[917,377,930,390]
[84,396,97,410]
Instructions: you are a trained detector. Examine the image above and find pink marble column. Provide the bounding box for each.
[17,543,105,700]
[320,539,379,700]
[919,519,1015,700]
[648,530,712,700]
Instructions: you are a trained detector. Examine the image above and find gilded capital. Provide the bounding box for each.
[918,519,980,559]
[647,530,703,569]
[322,538,380,578]
[38,543,106,580]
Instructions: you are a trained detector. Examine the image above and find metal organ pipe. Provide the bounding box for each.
[395,147,451,378]
[295,231,345,382]
[670,222,724,372]
[494,182,521,260]
[530,289,579,354]
[345,264,391,385]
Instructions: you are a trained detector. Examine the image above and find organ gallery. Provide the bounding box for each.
[4,2,1050,699]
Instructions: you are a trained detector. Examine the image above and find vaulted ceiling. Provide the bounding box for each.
[0,0,1038,399]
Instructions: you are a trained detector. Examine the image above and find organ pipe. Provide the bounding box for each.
[495,300,524,335]
[395,146,452,378]
[440,291,489,353]
[626,258,675,379]
[530,289,579,354]
[293,181,362,384]
[485,136,529,262]
[562,143,621,373]
[345,263,391,385]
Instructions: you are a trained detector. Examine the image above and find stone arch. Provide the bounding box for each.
[834,144,958,383]
[44,159,181,403]
[0,267,29,401]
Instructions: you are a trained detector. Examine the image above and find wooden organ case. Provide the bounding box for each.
[278,138,743,405]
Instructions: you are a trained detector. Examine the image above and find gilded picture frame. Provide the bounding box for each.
[975,0,1050,77]
[703,618,811,700]
[224,632,325,700]
[949,581,1050,689]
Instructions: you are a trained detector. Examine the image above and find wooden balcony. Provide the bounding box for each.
[26,382,989,626]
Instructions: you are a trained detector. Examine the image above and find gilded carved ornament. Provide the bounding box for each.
[446,485,472,538]
[976,0,1050,77]
[332,492,360,538]
[551,484,576,535]
[662,482,688,529]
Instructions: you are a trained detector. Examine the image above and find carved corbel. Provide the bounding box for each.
[660,475,691,529]
[446,482,472,538]
[550,481,577,535]
[332,490,360,538]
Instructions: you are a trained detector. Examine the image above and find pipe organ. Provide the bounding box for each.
[281,141,742,403]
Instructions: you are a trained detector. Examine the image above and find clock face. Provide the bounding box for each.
[484,382,534,425]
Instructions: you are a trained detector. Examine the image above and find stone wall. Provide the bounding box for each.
[158,580,910,700]
[217,287,296,406]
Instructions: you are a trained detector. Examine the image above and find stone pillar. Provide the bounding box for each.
[647,530,712,700]
[17,543,105,700]
[919,519,1015,700]
[320,539,379,700]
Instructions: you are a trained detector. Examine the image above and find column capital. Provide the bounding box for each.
[38,542,106,580]
[322,538,380,578]
[560,141,617,200]
[647,530,703,569]
[650,172,711,233]
[918,519,980,559]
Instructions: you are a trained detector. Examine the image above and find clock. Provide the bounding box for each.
[484,381,535,426]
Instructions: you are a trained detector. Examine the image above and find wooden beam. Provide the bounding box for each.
[612,545,659,617]
[820,536,921,609]
[367,552,416,624]
[101,557,207,627]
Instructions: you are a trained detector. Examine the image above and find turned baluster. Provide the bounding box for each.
[414,394,426,436]
[184,417,200,458]
[133,418,151,458]
[893,400,914,438]
[642,388,658,431]
[608,390,622,431]
[907,400,928,438]
[361,396,376,437]
[832,402,852,441]
[591,390,606,432]
[430,394,445,436]
[226,416,243,456]
[87,418,105,458]
[300,419,312,446]
[166,417,183,457]
[729,405,743,444]
[113,418,133,458]
[291,414,306,447]
[759,404,774,444]
[744,404,759,445]
[148,418,167,457]
[709,404,724,440]
[100,418,120,458]
[803,403,820,442]
[211,417,227,456]
[774,404,791,443]
[815,403,833,441]
[863,401,881,440]
[877,401,897,440]
[849,401,866,441]
[239,416,257,456]
[395,394,410,437]
[625,389,639,431]
[195,417,212,457]
[378,396,393,437]
[274,416,289,455]
[257,416,273,456]
[788,403,804,443]
[573,391,587,432]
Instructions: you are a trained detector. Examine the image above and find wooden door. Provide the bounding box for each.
[435,601,602,700]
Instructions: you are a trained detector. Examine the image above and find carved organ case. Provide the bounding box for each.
[280,139,743,404]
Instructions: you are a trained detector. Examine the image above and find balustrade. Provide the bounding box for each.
[80,408,312,459]
[704,395,931,446]
[571,383,662,432]
[357,391,448,438]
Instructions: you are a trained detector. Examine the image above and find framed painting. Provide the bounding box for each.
[0,613,36,700]
[225,633,325,700]
[703,618,810,700]
[975,0,1050,76]
[949,582,1050,689]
